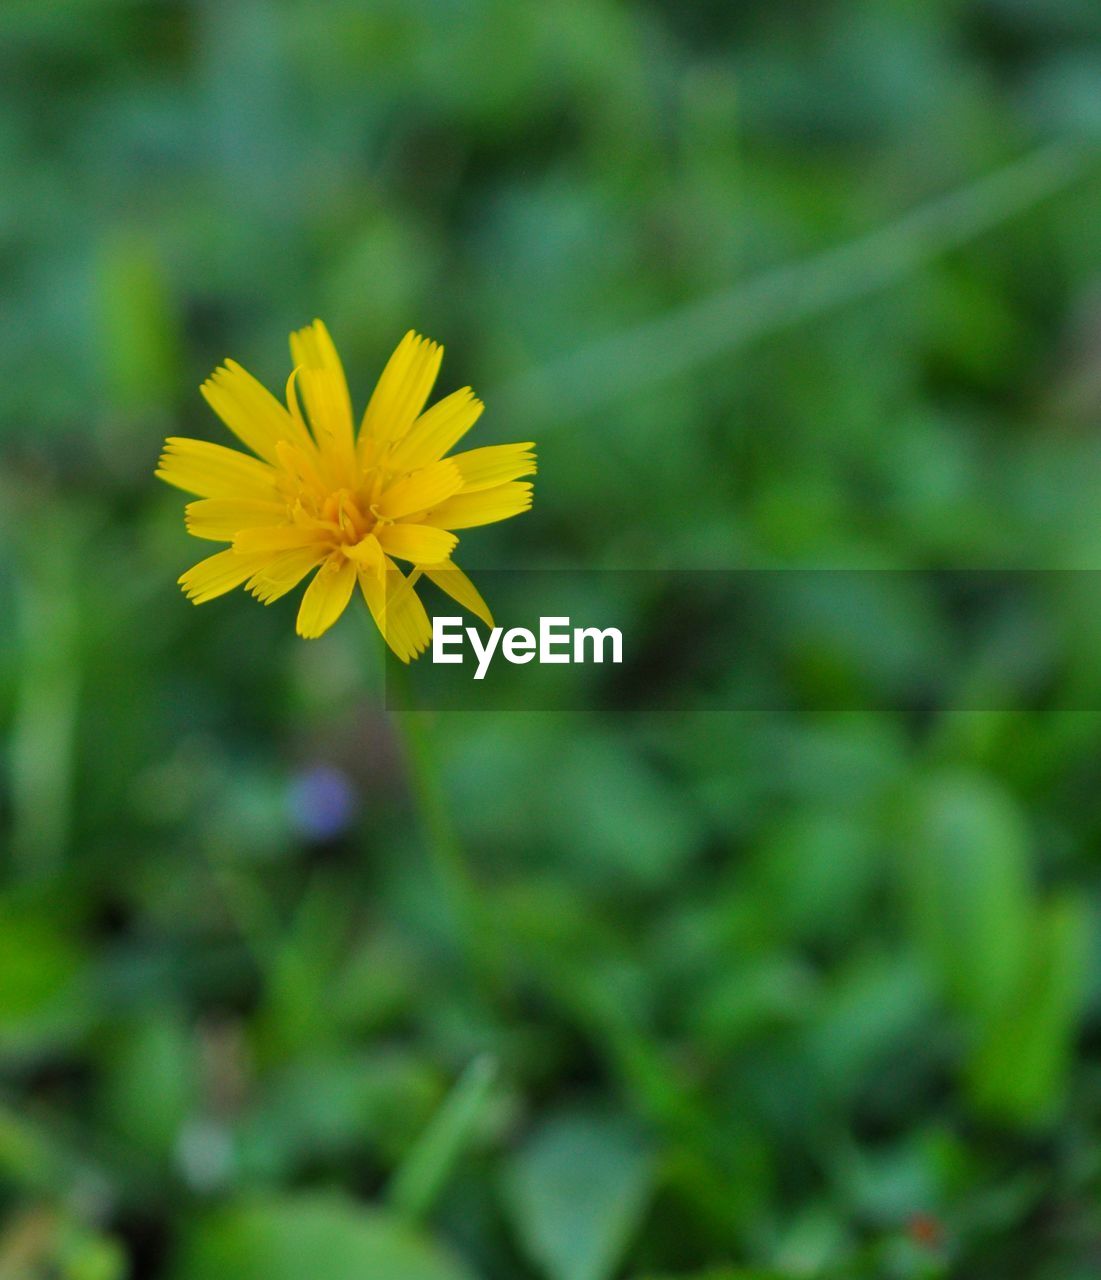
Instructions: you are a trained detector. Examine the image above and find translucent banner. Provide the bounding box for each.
[385,569,1101,711]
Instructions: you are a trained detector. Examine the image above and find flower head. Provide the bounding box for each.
[157,322,535,660]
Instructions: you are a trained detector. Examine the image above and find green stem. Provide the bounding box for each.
[386,1054,497,1222]
[494,139,1094,426]
[387,659,499,993]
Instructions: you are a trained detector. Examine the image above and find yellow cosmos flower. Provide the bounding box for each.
[156,322,535,660]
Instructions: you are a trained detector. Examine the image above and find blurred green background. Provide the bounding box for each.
[5,1,1101,1277]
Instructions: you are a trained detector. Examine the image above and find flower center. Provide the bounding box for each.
[321,488,372,544]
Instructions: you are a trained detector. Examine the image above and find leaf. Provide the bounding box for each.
[968,894,1090,1124]
[502,1109,655,1280]
[0,1207,127,1280]
[632,1271,791,1280]
[97,233,181,411]
[0,903,83,1052]
[901,771,1032,1023]
[171,1194,477,1280]
[808,952,932,1093]
[542,736,702,890]
[387,1055,498,1222]
[99,1013,197,1160]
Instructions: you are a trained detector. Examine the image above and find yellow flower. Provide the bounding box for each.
[157,322,535,660]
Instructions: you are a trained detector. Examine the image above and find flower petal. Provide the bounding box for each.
[386,388,483,472]
[375,523,458,565]
[275,439,328,498]
[359,331,443,456]
[375,460,463,520]
[246,546,327,604]
[156,438,280,501]
[358,561,432,663]
[200,360,314,464]
[295,554,357,638]
[289,319,356,470]
[424,561,494,629]
[233,524,330,555]
[450,442,536,492]
[419,482,533,530]
[185,498,288,542]
[343,533,384,575]
[178,548,272,604]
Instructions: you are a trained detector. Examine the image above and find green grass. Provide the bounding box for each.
[4,1,1101,1277]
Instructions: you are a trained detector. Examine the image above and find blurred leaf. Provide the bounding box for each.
[901,772,1033,1023]
[691,956,815,1049]
[98,1013,197,1161]
[97,233,181,412]
[0,1099,129,1204]
[388,1055,497,1223]
[55,1220,128,1280]
[754,812,880,946]
[0,901,83,1050]
[254,880,352,1060]
[540,736,702,890]
[7,519,82,879]
[633,1272,791,1279]
[0,1207,127,1280]
[502,1109,655,1280]
[808,953,933,1093]
[968,893,1090,1124]
[171,1194,476,1280]
[235,1051,439,1183]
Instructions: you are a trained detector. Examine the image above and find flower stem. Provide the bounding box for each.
[386,659,499,993]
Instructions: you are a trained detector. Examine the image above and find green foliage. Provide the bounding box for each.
[388,1055,498,1222]
[3,1,1101,1278]
[502,1110,655,1280]
[903,772,1090,1122]
[968,893,1090,1122]
[902,771,1033,1022]
[171,1195,475,1280]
